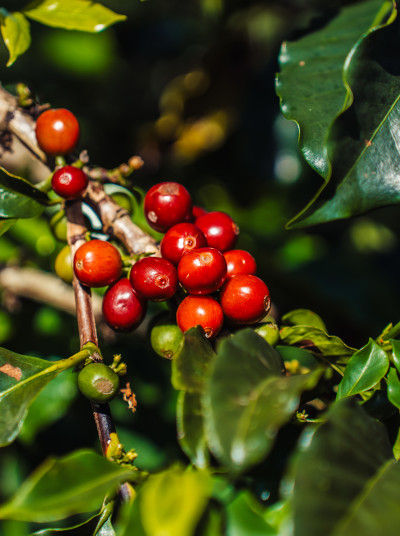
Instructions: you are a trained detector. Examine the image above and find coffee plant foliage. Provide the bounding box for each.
[0,1,400,535]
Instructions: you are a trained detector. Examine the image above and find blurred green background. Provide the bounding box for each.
[1,0,400,532]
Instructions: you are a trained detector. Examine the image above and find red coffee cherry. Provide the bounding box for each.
[144,182,192,232]
[224,249,257,279]
[178,247,227,295]
[176,296,223,339]
[74,239,122,288]
[220,274,271,324]
[161,223,206,265]
[130,257,178,301]
[36,108,80,156]
[51,166,88,199]
[195,211,239,251]
[103,278,146,331]
[192,205,207,220]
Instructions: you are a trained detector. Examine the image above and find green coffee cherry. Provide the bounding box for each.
[78,363,119,403]
[111,193,132,214]
[255,321,280,346]
[55,245,74,283]
[50,211,68,242]
[151,321,183,359]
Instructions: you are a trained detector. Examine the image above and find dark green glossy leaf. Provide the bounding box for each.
[281,309,326,331]
[0,167,49,219]
[203,329,319,471]
[119,466,210,536]
[171,327,216,393]
[0,450,133,522]
[0,10,31,66]
[390,339,400,374]
[226,492,275,536]
[279,325,353,358]
[276,345,319,370]
[24,0,126,32]
[19,369,77,444]
[32,508,105,535]
[276,0,395,180]
[293,400,393,536]
[177,391,209,469]
[337,339,389,399]
[387,367,400,410]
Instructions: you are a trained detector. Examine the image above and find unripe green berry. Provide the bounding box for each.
[151,321,183,359]
[50,211,68,242]
[255,321,280,346]
[78,363,119,403]
[55,245,74,283]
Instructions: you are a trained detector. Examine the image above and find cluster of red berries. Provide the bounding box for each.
[71,181,270,339]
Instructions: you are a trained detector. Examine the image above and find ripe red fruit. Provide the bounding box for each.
[178,247,227,295]
[51,166,88,199]
[35,108,80,156]
[102,278,146,331]
[192,206,207,220]
[224,249,257,278]
[130,257,178,301]
[144,182,192,232]
[195,211,239,251]
[220,274,271,324]
[161,223,206,265]
[176,296,223,338]
[74,240,122,288]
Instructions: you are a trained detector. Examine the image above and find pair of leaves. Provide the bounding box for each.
[0,450,132,523]
[117,466,211,536]
[276,0,400,227]
[280,308,353,359]
[293,400,400,536]
[1,1,126,66]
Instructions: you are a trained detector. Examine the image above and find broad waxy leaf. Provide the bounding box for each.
[293,400,393,536]
[281,309,326,331]
[387,367,400,409]
[172,327,215,393]
[337,339,389,399]
[0,10,31,66]
[390,339,400,373]
[32,507,107,535]
[177,391,209,469]
[225,492,275,536]
[0,166,49,219]
[139,467,210,536]
[203,329,319,471]
[279,325,353,358]
[24,0,126,32]
[0,450,133,522]
[276,0,395,180]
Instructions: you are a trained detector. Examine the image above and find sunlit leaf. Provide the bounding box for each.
[24,0,126,32]
[387,367,400,410]
[279,325,353,358]
[390,339,400,374]
[0,10,31,66]
[337,339,389,399]
[0,166,49,219]
[0,450,132,522]
[281,309,326,331]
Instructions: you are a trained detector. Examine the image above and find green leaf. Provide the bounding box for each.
[390,339,400,374]
[0,450,132,522]
[276,0,395,181]
[387,367,400,410]
[337,339,389,399]
[279,325,354,358]
[139,466,210,536]
[0,348,86,446]
[226,492,275,536]
[0,219,17,237]
[0,167,49,219]
[171,327,216,393]
[19,369,77,444]
[281,309,326,331]
[276,345,319,370]
[31,508,106,534]
[293,400,393,536]
[0,11,31,66]
[203,329,319,472]
[177,391,209,469]
[24,0,126,32]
